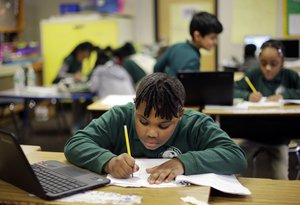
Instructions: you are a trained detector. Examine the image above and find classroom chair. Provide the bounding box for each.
[288,140,300,180]
[0,100,22,138]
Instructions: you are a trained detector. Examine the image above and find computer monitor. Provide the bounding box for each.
[276,39,300,60]
[244,35,272,56]
[177,72,234,107]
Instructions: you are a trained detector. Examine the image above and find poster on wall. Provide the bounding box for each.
[284,0,300,36]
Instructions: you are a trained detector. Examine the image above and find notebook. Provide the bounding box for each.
[0,129,110,200]
[177,71,234,107]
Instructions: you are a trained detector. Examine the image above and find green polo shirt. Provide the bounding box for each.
[234,68,300,100]
[154,41,200,76]
[64,103,247,176]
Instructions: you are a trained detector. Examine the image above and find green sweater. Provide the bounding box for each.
[64,103,247,175]
[154,41,200,76]
[234,68,300,100]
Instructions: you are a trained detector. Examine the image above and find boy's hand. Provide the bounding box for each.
[249,92,262,102]
[146,158,184,184]
[104,153,139,178]
[267,94,283,102]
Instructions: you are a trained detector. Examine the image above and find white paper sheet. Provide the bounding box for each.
[107,159,251,195]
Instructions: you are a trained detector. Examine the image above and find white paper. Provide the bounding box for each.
[181,196,209,205]
[176,174,251,195]
[107,158,186,188]
[100,95,135,106]
[57,190,142,204]
[107,159,251,195]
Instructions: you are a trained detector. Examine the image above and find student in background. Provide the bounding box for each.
[239,44,259,72]
[88,46,135,99]
[53,41,94,84]
[153,11,223,76]
[65,73,246,183]
[234,39,300,179]
[122,46,169,85]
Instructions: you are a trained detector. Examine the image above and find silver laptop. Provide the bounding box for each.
[0,129,110,200]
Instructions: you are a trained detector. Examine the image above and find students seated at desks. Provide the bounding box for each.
[239,44,259,72]
[88,47,135,99]
[64,73,247,183]
[153,11,223,76]
[122,46,169,85]
[52,41,95,84]
[234,40,300,179]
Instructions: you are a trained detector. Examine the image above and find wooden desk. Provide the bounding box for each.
[20,144,41,154]
[0,87,94,141]
[87,95,200,119]
[87,95,135,118]
[1,150,300,204]
[202,105,300,141]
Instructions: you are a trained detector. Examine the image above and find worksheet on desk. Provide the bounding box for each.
[107,158,184,188]
[107,158,251,195]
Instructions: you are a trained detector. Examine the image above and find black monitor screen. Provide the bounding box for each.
[279,39,300,59]
[177,72,234,107]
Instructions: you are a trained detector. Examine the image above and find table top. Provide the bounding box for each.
[1,150,300,204]
[20,144,41,154]
[202,104,300,116]
[0,87,94,100]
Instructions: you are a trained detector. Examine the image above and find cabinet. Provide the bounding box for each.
[0,0,24,35]
[40,14,133,85]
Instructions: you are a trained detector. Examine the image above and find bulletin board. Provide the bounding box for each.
[283,0,300,37]
[155,0,217,71]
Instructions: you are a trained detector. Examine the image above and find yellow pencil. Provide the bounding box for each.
[244,76,257,93]
[124,125,133,177]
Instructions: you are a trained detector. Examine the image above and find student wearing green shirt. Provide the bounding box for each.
[153,11,223,76]
[53,41,94,84]
[234,40,300,179]
[64,73,246,184]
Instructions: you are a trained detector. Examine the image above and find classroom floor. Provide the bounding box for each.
[0,102,75,152]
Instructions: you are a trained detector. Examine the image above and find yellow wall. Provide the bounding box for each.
[41,17,125,85]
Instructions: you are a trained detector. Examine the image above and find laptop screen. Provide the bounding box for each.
[177,71,234,107]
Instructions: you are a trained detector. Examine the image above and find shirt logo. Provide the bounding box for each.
[159,146,182,158]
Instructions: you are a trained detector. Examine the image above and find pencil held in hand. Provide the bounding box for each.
[124,125,133,177]
[124,125,131,156]
[244,76,257,93]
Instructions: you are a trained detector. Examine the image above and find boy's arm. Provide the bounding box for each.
[153,51,169,73]
[64,111,118,174]
[177,117,247,175]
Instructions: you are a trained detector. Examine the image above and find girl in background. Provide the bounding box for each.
[53,42,94,84]
[234,39,300,179]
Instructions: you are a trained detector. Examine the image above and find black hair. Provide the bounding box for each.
[189,11,223,38]
[69,41,94,57]
[113,42,136,62]
[244,44,257,58]
[135,73,185,120]
[93,46,111,67]
[260,39,285,57]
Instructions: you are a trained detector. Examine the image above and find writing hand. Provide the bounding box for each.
[146,158,184,184]
[249,92,262,102]
[73,72,82,82]
[104,153,139,178]
[266,94,283,102]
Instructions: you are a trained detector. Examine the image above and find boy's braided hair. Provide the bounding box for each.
[135,73,185,120]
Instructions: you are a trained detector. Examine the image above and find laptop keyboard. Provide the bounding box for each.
[32,164,87,194]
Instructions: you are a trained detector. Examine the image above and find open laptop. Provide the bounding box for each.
[0,129,110,200]
[177,71,234,107]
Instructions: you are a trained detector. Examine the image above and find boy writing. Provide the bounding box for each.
[65,73,246,184]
